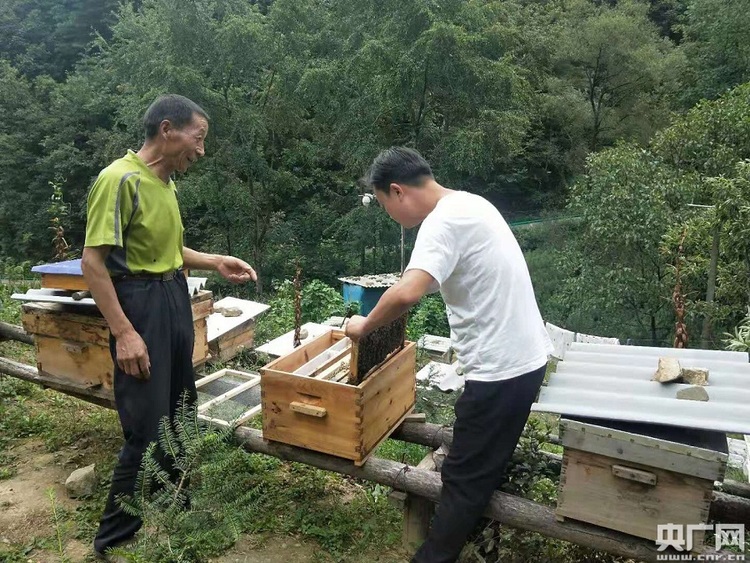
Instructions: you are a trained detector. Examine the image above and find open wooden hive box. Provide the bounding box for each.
[260,329,416,465]
[21,290,213,389]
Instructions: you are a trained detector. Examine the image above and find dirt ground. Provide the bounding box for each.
[0,439,94,562]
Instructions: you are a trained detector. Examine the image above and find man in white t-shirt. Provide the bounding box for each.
[345,147,552,563]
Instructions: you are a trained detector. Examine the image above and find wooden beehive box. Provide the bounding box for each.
[557,418,728,551]
[21,290,213,389]
[207,297,269,363]
[260,329,416,465]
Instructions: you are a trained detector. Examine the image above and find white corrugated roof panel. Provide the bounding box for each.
[533,342,750,434]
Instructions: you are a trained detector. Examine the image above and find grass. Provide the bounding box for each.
[726,466,748,482]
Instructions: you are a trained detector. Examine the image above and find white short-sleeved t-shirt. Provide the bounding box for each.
[406,191,553,382]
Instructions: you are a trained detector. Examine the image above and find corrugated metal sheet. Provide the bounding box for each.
[338,273,400,288]
[532,342,750,434]
[12,276,209,307]
[11,288,96,307]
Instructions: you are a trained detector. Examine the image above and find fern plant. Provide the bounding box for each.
[724,307,750,352]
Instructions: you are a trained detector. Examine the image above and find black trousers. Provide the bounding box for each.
[412,364,547,563]
[94,272,196,554]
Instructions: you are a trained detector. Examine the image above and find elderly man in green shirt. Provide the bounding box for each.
[81,94,256,559]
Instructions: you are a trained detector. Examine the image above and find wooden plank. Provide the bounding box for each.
[293,337,351,376]
[354,408,414,467]
[612,465,657,486]
[191,297,213,321]
[559,419,726,481]
[35,335,113,389]
[221,328,255,349]
[198,377,261,412]
[190,290,213,305]
[359,342,417,458]
[208,328,256,362]
[315,357,350,380]
[40,273,88,291]
[557,449,713,549]
[211,317,256,344]
[290,402,327,417]
[235,404,262,425]
[404,413,426,423]
[264,330,339,373]
[295,343,351,377]
[215,341,251,363]
[401,452,436,549]
[192,318,208,366]
[196,368,257,388]
[22,310,110,347]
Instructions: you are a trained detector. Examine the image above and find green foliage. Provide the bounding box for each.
[0,541,40,562]
[724,307,750,352]
[552,144,686,343]
[255,279,347,344]
[0,0,698,274]
[47,488,72,563]
[499,418,559,500]
[114,395,243,562]
[548,0,680,151]
[375,439,429,467]
[415,381,460,426]
[678,0,750,106]
[547,82,750,346]
[407,294,450,340]
[0,0,120,79]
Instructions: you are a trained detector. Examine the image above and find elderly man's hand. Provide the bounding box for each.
[218,256,257,283]
[115,328,150,379]
[344,315,369,341]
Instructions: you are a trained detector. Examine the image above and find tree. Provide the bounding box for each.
[558,144,689,344]
[555,82,750,347]
[0,0,120,80]
[549,0,680,151]
[678,0,750,106]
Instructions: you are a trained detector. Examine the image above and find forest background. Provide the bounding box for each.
[2,0,750,347]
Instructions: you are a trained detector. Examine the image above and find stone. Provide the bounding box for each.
[219,307,243,317]
[676,386,709,402]
[681,367,709,386]
[65,464,97,498]
[653,357,682,383]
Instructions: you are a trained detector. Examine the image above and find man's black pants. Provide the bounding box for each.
[94,272,196,555]
[412,364,547,563]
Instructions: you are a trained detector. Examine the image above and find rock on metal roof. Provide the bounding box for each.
[532,342,750,434]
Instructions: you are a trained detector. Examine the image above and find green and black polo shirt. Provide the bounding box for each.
[84,150,184,276]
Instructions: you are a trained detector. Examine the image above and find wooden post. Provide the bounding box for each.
[399,452,436,549]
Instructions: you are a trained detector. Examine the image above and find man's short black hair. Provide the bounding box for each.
[142,94,209,139]
[366,147,434,193]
